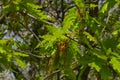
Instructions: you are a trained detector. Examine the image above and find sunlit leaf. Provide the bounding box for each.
[90,62,101,72]
[74,0,85,8]
[83,31,97,44]
[100,2,109,13]
[14,52,28,57]
[110,57,120,73]
[63,8,77,32]
[15,57,26,69]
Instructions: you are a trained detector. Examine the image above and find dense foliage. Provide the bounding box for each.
[0,0,120,80]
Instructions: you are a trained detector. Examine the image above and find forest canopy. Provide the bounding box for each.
[0,0,120,80]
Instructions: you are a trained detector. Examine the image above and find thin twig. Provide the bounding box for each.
[65,34,79,43]
[19,22,42,44]
[13,49,49,59]
[27,13,56,26]
[43,70,61,80]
